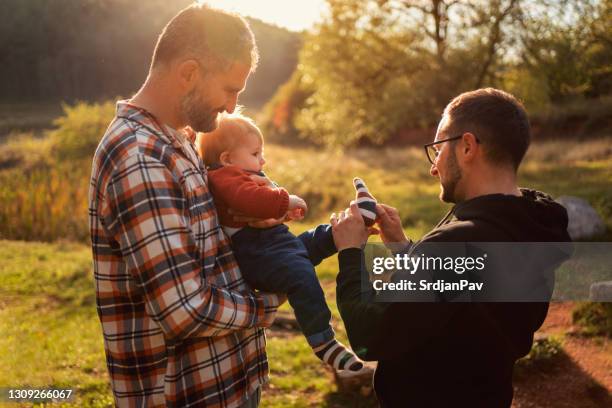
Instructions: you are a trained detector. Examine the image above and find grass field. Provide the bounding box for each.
[0,106,610,406]
[0,239,374,407]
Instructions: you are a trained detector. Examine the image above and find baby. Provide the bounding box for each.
[196,112,373,373]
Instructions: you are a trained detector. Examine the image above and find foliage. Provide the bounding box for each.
[519,0,612,103]
[1,102,610,243]
[0,1,300,108]
[572,302,612,337]
[527,96,612,138]
[516,336,563,369]
[0,101,115,242]
[259,70,314,145]
[274,0,526,146]
[294,1,422,147]
[244,18,303,108]
[263,0,612,147]
[50,101,116,161]
[0,160,90,242]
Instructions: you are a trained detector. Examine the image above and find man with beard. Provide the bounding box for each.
[330,88,571,407]
[88,5,282,408]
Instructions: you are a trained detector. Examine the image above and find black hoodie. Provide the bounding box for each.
[336,189,571,408]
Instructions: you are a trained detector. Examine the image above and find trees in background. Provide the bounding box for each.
[0,0,190,102]
[0,0,300,108]
[520,0,611,103]
[262,0,611,147]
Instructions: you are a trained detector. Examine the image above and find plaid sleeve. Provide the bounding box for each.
[102,154,279,341]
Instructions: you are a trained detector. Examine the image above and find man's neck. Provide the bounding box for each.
[130,78,182,129]
[460,169,521,202]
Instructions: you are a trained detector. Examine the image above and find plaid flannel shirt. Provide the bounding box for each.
[88,101,279,408]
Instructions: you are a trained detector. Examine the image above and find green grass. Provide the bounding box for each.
[0,104,610,406]
[0,239,376,408]
[0,240,113,407]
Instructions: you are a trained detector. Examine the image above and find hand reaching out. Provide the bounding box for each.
[374,203,410,248]
[288,195,307,221]
[330,202,370,251]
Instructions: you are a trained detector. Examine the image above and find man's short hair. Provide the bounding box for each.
[151,3,259,72]
[443,88,530,171]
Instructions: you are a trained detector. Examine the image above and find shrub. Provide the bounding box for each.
[572,302,612,337]
[0,161,90,242]
[49,101,116,161]
[258,70,314,145]
[516,336,563,372]
[0,100,115,242]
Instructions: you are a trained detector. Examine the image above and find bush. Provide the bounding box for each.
[0,161,90,242]
[572,302,612,337]
[50,100,116,161]
[258,70,314,145]
[0,100,114,242]
[516,336,563,371]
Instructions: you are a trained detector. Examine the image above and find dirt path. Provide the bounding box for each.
[512,302,611,408]
[268,303,611,407]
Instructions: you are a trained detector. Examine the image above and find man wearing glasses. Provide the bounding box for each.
[330,88,571,407]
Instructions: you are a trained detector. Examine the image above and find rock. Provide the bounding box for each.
[334,361,376,396]
[589,281,612,301]
[556,196,606,240]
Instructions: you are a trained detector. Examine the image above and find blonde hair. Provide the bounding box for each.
[196,111,263,167]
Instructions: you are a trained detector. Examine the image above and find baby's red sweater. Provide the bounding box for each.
[207,165,290,228]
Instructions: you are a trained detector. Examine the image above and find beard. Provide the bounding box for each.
[440,146,462,203]
[181,88,220,133]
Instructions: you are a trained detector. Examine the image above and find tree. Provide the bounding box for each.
[519,0,611,102]
[0,0,300,107]
[292,0,526,146]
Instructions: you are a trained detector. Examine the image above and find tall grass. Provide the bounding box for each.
[0,161,90,242]
[0,101,610,242]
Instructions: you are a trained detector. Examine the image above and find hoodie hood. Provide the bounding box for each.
[452,188,571,242]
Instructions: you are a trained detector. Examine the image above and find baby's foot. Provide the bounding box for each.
[353,177,378,226]
[313,339,364,371]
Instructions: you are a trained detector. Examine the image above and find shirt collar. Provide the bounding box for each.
[115,100,196,147]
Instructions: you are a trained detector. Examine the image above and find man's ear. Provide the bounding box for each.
[461,132,479,163]
[176,59,200,91]
[219,151,232,166]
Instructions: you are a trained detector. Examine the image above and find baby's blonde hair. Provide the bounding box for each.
[196,110,263,167]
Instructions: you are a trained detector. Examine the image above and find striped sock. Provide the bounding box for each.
[353,177,378,226]
[313,339,364,371]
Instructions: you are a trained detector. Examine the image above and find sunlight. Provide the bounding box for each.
[202,0,326,31]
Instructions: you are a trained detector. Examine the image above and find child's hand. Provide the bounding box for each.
[285,208,305,222]
[288,195,307,218]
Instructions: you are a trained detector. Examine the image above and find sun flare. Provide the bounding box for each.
[203,0,326,31]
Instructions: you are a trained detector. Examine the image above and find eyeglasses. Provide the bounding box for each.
[423,134,481,165]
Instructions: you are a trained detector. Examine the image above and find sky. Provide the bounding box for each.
[203,0,327,31]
